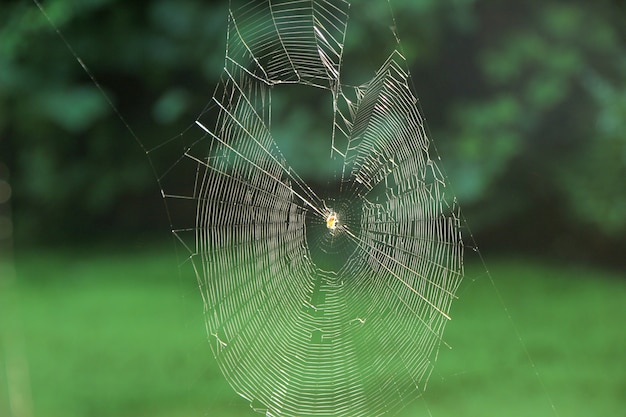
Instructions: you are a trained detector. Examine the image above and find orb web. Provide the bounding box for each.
[150,0,464,415]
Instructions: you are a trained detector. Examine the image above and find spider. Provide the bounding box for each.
[326,211,338,231]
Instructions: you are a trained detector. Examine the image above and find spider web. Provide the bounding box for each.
[150,0,464,415]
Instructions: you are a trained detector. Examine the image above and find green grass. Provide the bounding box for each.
[2,244,624,417]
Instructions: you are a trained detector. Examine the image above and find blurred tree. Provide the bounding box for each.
[1,0,228,243]
[405,0,626,260]
[1,0,624,263]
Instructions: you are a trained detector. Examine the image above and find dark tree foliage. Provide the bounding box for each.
[2,0,624,264]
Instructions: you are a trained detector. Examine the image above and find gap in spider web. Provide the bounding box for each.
[270,84,342,185]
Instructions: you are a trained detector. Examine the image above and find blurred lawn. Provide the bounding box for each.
[2,244,624,417]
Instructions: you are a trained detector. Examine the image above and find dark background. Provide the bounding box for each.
[2,0,625,267]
